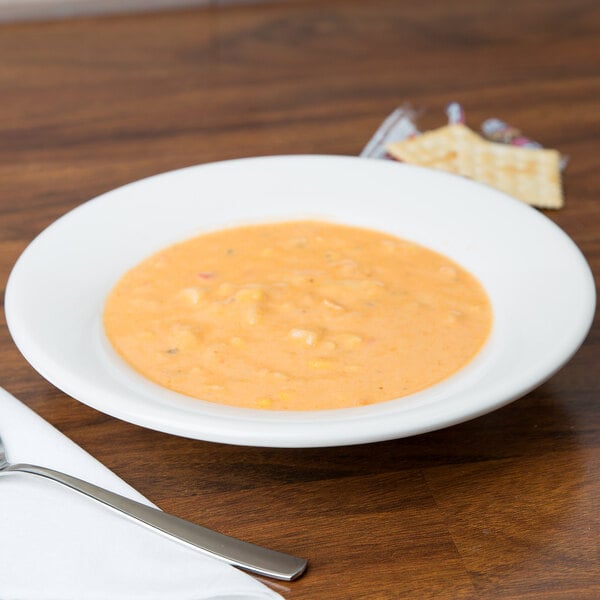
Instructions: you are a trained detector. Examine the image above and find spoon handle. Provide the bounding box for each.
[5,463,307,581]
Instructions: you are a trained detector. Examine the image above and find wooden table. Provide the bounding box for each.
[1,1,598,597]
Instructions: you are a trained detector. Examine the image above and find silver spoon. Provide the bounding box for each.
[0,431,307,581]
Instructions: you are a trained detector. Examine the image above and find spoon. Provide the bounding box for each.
[0,432,307,581]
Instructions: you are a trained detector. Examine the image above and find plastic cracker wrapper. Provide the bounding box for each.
[370,103,565,209]
[360,106,420,159]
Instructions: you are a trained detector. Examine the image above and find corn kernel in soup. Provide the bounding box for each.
[103,221,492,410]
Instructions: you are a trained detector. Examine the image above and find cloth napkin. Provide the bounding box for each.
[0,387,284,600]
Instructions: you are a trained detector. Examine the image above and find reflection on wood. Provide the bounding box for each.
[0,0,211,23]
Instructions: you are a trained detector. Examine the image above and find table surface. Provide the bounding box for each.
[1,1,599,597]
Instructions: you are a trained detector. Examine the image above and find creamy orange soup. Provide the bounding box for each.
[104,221,492,410]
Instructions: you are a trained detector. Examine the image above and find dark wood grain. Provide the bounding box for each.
[1,1,599,597]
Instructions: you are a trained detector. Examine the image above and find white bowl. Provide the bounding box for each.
[5,156,595,447]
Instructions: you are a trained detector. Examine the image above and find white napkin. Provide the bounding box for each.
[0,387,284,600]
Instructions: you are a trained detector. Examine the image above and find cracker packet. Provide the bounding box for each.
[378,103,564,209]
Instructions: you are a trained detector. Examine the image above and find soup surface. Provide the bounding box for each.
[104,221,492,410]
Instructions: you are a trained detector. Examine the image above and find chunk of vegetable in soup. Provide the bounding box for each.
[103,221,492,410]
